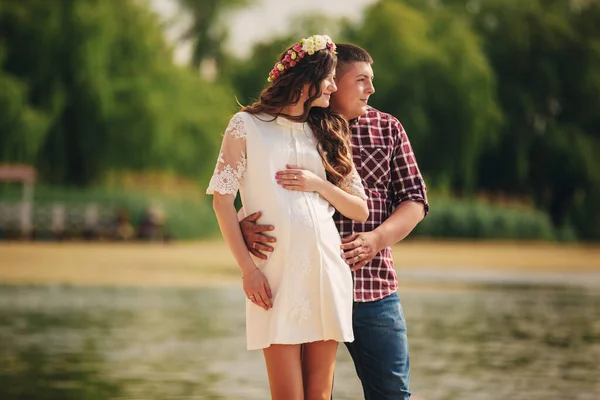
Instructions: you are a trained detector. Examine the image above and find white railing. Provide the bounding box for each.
[0,202,114,236]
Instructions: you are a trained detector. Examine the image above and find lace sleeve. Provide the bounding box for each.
[342,166,368,200]
[206,113,247,196]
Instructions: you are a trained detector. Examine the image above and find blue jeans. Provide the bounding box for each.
[345,292,411,399]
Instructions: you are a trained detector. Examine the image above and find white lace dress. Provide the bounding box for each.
[207,112,367,350]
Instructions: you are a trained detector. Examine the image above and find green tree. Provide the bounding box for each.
[462,0,600,237]
[363,0,600,239]
[0,59,49,164]
[0,0,237,186]
[342,0,501,194]
[175,0,255,71]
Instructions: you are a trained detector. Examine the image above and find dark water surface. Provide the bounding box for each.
[0,282,598,399]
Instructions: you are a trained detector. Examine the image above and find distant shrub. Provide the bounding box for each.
[413,197,557,241]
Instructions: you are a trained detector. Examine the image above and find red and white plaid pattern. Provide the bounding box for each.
[335,106,429,302]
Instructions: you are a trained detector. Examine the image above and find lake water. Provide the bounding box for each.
[0,281,598,399]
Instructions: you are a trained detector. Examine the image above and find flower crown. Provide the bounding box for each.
[267,34,336,83]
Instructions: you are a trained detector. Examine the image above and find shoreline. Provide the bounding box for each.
[1,239,599,288]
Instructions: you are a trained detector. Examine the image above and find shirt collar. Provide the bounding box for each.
[276,116,306,132]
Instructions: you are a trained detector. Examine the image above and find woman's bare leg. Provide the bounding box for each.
[263,344,304,400]
[301,340,339,400]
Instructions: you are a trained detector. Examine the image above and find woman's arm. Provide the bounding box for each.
[276,164,368,222]
[206,112,272,310]
[213,194,259,277]
[316,178,369,222]
[213,193,272,310]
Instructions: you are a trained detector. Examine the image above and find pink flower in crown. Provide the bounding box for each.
[266,35,336,82]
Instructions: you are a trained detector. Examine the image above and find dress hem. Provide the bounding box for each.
[247,335,354,351]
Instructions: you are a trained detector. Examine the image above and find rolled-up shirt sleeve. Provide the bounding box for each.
[389,120,429,215]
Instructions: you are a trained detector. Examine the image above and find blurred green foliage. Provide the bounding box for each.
[176,0,256,70]
[0,0,238,187]
[0,0,599,240]
[412,196,559,241]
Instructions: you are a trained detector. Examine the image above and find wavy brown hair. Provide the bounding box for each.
[241,41,353,187]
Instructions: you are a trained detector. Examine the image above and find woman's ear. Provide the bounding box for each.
[302,83,312,100]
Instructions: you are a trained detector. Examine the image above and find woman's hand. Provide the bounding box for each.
[276,164,324,193]
[242,267,273,310]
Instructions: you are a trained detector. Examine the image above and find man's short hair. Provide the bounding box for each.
[335,43,373,64]
[335,43,373,77]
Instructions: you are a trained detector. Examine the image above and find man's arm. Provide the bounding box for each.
[239,211,277,260]
[341,201,424,270]
[374,200,425,247]
[342,118,428,270]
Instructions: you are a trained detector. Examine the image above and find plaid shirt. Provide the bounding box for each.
[334,107,429,302]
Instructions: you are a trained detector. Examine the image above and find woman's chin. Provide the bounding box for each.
[313,100,329,108]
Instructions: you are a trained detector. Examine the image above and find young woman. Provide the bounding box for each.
[206,34,368,400]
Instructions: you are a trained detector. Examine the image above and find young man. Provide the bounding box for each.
[240,43,428,399]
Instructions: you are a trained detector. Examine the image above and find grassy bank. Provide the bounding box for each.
[1,240,598,288]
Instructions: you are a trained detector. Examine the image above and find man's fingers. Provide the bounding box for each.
[248,240,273,259]
[340,239,360,251]
[255,233,276,243]
[341,247,360,260]
[249,232,276,245]
[249,248,268,260]
[346,254,362,265]
[245,211,262,222]
[347,250,375,266]
[253,242,274,253]
[341,233,358,244]
[250,224,275,233]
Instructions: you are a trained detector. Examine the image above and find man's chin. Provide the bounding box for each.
[357,105,368,117]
